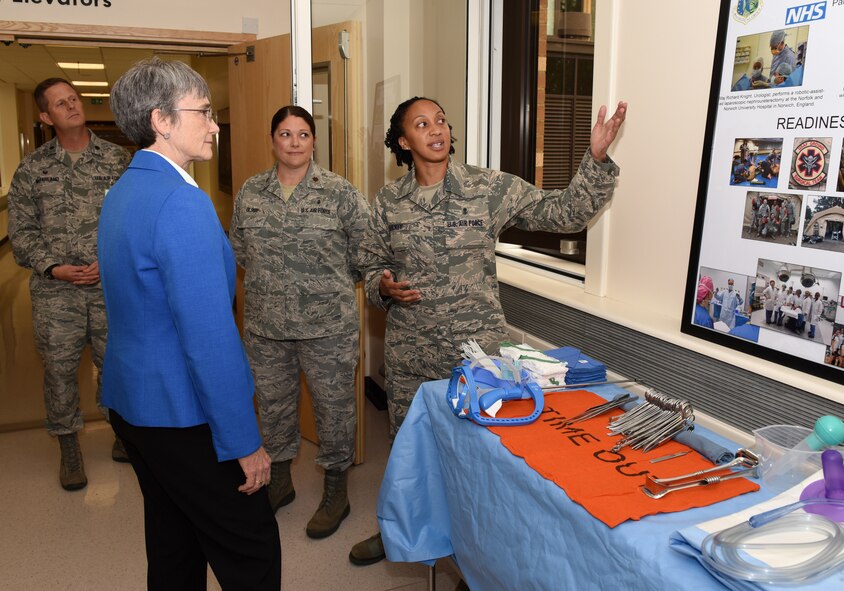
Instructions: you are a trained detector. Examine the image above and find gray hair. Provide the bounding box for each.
[769,29,786,48]
[110,57,210,148]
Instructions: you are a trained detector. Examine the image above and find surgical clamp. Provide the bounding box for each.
[640,449,759,499]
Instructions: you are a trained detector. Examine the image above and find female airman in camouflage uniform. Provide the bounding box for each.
[230,105,369,539]
[350,95,626,565]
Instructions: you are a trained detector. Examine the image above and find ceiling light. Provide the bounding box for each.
[72,81,108,87]
[57,62,105,70]
[81,93,110,98]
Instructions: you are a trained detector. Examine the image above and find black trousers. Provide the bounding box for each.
[110,411,281,591]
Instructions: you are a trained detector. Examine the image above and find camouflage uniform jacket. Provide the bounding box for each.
[8,131,131,276]
[230,162,370,340]
[359,151,619,358]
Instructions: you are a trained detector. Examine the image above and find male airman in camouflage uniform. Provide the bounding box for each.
[350,96,626,566]
[8,78,131,491]
[230,158,369,538]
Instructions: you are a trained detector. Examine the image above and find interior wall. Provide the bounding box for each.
[601,0,717,322]
[2,0,291,38]
[424,0,468,165]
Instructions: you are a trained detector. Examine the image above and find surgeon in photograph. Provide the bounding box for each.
[774,284,787,326]
[694,276,715,329]
[752,30,796,89]
[808,292,824,340]
[715,278,743,329]
[749,56,768,85]
[772,62,793,87]
[801,290,813,333]
[762,279,777,324]
[769,30,796,77]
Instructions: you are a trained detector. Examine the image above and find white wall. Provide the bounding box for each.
[2,0,291,38]
[600,1,716,320]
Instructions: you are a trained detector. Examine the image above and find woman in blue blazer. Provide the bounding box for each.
[99,58,280,590]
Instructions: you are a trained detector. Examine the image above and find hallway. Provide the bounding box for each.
[0,242,460,590]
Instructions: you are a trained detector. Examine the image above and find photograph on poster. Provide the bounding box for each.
[730,25,809,91]
[789,137,832,192]
[730,138,783,187]
[752,258,841,347]
[827,324,844,369]
[838,140,844,193]
[800,195,844,252]
[694,267,757,341]
[741,191,801,245]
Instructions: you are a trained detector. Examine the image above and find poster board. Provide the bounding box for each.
[682,0,844,385]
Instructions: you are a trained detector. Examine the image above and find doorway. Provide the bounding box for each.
[0,20,370,466]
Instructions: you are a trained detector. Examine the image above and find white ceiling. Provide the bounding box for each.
[0,43,184,93]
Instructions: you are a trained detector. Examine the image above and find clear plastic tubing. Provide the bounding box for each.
[700,500,844,585]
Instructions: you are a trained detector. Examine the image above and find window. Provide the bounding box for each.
[497,0,596,269]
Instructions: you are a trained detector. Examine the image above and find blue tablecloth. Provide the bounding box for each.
[377,380,790,591]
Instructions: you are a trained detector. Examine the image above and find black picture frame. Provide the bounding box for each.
[681,0,844,386]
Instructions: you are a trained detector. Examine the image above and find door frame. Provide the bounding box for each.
[0,20,254,49]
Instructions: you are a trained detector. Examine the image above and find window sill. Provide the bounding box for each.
[495,242,585,286]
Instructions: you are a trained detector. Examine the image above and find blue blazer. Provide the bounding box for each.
[98,150,260,461]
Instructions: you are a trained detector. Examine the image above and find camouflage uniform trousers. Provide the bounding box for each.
[30,275,107,436]
[244,329,358,471]
[384,306,507,437]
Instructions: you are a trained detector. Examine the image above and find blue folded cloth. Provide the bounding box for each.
[544,347,607,384]
[674,430,735,465]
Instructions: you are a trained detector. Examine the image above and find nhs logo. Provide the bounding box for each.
[785,2,826,24]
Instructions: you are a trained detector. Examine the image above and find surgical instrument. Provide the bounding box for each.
[608,388,695,453]
[648,448,759,484]
[649,451,691,464]
[641,466,758,499]
[558,393,638,427]
[540,377,640,391]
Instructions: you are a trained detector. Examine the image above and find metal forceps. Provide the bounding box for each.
[559,393,638,427]
[607,388,695,453]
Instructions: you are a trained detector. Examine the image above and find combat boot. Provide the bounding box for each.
[306,468,350,539]
[267,460,295,513]
[58,433,87,491]
[349,531,386,566]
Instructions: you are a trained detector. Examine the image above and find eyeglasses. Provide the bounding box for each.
[171,107,217,123]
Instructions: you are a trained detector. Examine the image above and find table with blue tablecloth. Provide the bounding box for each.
[376,380,796,591]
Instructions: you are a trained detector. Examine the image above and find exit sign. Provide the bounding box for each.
[90,98,104,105]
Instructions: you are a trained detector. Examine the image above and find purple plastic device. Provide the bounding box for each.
[800,449,844,522]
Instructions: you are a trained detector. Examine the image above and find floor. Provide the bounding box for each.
[749,307,834,345]
[0,401,462,591]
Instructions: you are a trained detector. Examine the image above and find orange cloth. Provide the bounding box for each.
[486,390,759,528]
